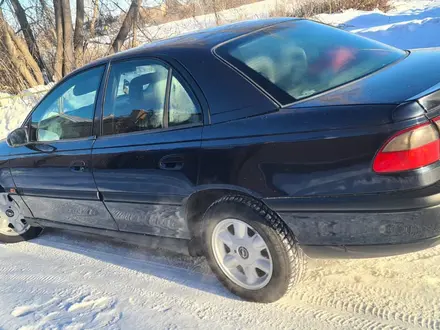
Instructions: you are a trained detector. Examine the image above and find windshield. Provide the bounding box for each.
[215,20,406,105]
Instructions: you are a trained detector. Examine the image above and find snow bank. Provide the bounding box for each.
[0,85,51,140]
[317,0,440,49]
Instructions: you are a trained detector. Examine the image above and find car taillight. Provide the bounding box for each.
[373,120,440,173]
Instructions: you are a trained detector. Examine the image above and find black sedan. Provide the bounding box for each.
[2,18,440,303]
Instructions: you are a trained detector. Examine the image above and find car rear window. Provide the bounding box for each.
[215,20,406,105]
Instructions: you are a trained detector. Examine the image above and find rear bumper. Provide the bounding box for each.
[301,235,440,259]
[264,182,440,258]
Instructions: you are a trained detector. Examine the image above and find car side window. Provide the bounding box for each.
[28,66,104,142]
[103,60,169,135]
[103,59,203,136]
[168,74,202,127]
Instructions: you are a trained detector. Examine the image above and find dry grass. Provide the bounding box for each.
[270,0,391,18]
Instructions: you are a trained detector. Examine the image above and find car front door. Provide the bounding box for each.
[92,58,203,239]
[9,65,118,230]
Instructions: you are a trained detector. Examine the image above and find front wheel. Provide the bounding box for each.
[0,194,42,243]
[202,195,305,303]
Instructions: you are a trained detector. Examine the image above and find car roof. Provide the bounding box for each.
[84,18,296,68]
[68,18,296,121]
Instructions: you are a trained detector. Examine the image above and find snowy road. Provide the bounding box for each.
[1,229,440,329]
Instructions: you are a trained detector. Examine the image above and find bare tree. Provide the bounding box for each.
[2,20,44,84]
[61,0,75,75]
[110,0,141,54]
[132,0,140,47]
[39,0,56,34]
[39,0,50,13]
[0,8,41,87]
[39,0,53,21]
[9,0,46,71]
[53,0,63,80]
[212,0,220,25]
[74,0,85,67]
[90,0,99,38]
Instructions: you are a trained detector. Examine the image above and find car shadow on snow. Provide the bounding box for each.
[32,228,238,301]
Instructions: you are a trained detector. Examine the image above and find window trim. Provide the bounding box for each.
[93,121,203,141]
[163,67,173,128]
[100,56,204,138]
[23,64,107,144]
[24,135,96,146]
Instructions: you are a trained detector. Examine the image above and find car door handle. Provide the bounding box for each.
[70,161,87,172]
[159,155,184,171]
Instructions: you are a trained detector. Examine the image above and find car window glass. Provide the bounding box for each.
[29,66,104,142]
[217,20,406,105]
[168,74,202,127]
[103,60,168,135]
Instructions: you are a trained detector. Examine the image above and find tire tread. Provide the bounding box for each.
[203,194,306,302]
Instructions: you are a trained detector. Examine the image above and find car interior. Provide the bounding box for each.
[231,33,399,101]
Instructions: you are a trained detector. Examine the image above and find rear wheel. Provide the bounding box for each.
[0,194,42,243]
[202,195,305,303]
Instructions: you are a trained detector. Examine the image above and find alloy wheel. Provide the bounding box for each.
[211,218,273,290]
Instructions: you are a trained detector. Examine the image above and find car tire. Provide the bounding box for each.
[0,226,43,244]
[202,195,305,303]
[0,194,43,244]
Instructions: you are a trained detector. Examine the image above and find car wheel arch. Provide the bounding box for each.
[184,186,264,255]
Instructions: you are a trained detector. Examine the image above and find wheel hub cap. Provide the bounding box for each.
[0,194,28,236]
[5,209,15,218]
[238,246,249,259]
[212,218,273,290]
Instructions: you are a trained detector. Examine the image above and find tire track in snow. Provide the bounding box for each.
[278,251,440,330]
[2,230,440,329]
[296,280,440,328]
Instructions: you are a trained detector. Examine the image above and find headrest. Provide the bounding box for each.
[129,72,167,99]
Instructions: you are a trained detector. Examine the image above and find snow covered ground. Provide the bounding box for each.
[2,0,440,329]
[317,0,440,49]
[2,229,440,330]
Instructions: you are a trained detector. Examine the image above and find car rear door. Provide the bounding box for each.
[9,65,118,230]
[92,58,203,239]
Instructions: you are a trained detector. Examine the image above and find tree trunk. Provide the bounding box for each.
[9,0,46,73]
[110,0,141,54]
[132,22,137,48]
[132,2,140,48]
[74,0,85,67]
[53,0,64,80]
[0,10,38,87]
[61,0,75,75]
[90,0,99,38]
[212,0,220,25]
[4,23,44,85]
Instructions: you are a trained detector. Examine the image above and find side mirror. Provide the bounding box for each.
[7,127,29,147]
